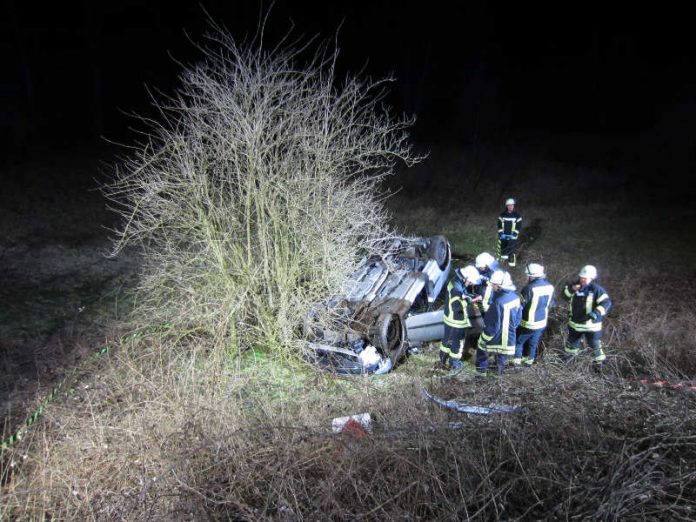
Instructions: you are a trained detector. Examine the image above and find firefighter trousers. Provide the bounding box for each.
[496,238,518,267]
[565,328,606,363]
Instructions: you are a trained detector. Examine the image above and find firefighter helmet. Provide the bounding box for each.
[475,252,495,270]
[505,198,515,206]
[457,265,481,285]
[490,270,514,290]
[579,265,597,279]
[490,270,505,286]
[525,263,545,278]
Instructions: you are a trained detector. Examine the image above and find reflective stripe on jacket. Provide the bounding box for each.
[479,289,522,354]
[475,266,497,313]
[498,211,522,239]
[563,281,611,332]
[444,280,471,329]
[520,278,555,329]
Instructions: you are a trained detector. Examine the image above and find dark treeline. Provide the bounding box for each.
[2,1,695,187]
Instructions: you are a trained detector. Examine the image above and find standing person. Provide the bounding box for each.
[512,263,555,366]
[476,270,522,375]
[496,198,522,267]
[562,265,612,366]
[439,266,481,371]
[459,265,484,362]
[474,252,499,314]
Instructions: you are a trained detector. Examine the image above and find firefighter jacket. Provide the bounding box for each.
[478,289,522,355]
[471,281,493,314]
[444,279,471,329]
[519,277,555,330]
[498,210,522,239]
[475,264,498,313]
[562,281,612,332]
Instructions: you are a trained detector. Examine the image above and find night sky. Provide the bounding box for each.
[2,1,695,185]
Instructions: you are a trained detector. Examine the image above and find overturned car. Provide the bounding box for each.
[305,235,454,374]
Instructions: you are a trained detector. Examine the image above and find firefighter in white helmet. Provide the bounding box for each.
[512,263,555,366]
[496,198,522,267]
[439,266,482,371]
[474,252,499,313]
[562,264,612,366]
[476,270,522,375]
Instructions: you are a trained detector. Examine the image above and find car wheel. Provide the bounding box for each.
[370,313,406,365]
[427,235,449,269]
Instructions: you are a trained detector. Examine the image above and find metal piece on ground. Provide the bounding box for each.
[421,387,525,415]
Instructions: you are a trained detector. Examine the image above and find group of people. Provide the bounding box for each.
[439,198,612,375]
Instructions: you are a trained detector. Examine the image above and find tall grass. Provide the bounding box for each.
[4,344,695,520]
[103,22,421,359]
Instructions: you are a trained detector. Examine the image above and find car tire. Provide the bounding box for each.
[370,313,406,365]
[427,235,449,269]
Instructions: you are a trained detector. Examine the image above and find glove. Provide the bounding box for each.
[588,311,599,321]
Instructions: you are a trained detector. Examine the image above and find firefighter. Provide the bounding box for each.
[474,252,499,313]
[562,265,612,366]
[460,265,485,362]
[476,270,522,375]
[512,263,555,366]
[496,198,522,267]
[467,253,498,353]
[440,266,481,371]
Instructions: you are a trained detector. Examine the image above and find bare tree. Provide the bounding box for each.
[104,20,422,357]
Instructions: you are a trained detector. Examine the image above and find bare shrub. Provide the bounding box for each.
[103,22,421,358]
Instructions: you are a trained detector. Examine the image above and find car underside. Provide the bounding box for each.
[305,235,453,374]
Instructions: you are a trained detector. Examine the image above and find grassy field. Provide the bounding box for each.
[2,146,695,520]
[0,150,138,458]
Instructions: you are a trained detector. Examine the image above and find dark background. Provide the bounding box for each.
[1,0,695,189]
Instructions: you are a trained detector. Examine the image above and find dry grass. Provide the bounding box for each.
[4,344,695,520]
[4,252,696,521]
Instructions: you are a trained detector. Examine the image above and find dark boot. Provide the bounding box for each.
[439,351,449,369]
